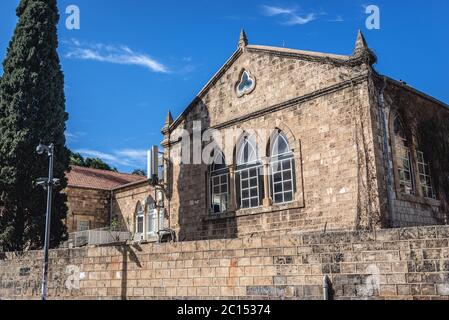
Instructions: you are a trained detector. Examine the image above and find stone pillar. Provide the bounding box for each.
[229,165,237,211]
[262,158,272,207]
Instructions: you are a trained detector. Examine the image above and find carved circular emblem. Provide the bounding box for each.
[236,70,256,98]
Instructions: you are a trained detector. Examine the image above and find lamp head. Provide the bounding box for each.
[36,144,47,155]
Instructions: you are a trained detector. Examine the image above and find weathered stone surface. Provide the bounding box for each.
[0,226,448,300]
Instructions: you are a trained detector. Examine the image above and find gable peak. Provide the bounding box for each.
[238,29,248,49]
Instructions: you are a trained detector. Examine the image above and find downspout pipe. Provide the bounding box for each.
[323,275,331,301]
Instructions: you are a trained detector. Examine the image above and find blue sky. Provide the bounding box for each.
[0,0,448,172]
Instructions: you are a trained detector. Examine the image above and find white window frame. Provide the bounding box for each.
[393,115,415,196]
[237,166,262,209]
[417,151,436,199]
[270,158,295,204]
[269,131,295,204]
[210,172,229,214]
[236,135,263,209]
[147,209,158,236]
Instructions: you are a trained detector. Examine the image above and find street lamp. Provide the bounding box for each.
[36,143,60,301]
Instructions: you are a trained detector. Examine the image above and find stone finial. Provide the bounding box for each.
[162,110,173,135]
[354,30,369,55]
[165,111,173,127]
[353,30,377,64]
[238,29,248,49]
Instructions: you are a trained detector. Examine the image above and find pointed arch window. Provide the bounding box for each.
[269,130,296,204]
[209,152,229,214]
[236,135,264,209]
[393,114,415,195]
[135,202,144,236]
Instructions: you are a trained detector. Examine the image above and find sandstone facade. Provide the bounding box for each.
[160,31,449,242]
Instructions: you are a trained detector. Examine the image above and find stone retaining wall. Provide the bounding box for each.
[1,226,448,300]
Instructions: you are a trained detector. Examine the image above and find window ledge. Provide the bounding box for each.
[204,200,304,221]
[396,193,441,207]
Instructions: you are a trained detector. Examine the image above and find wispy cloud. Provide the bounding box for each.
[64,39,169,73]
[65,131,86,142]
[327,15,344,23]
[75,148,148,169]
[261,5,317,25]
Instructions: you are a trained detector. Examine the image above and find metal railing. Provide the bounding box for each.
[68,228,132,248]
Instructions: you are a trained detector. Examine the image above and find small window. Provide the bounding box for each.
[417,151,436,199]
[147,209,157,235]
[77,220,90,232]
[135,202,144,235]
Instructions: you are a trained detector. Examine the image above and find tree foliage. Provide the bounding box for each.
[0,0,69,251]
[69,151,118,172]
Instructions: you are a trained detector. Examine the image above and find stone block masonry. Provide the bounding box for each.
[1,225,449,300]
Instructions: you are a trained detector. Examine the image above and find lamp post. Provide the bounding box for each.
[36,143,60,301]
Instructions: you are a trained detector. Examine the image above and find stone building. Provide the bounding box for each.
[65,31,449,244]
[65,166,150,234]
[155,30,449,242]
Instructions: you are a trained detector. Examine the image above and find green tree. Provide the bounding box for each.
[69,151,118,172]
[0,0,69,251]
[132,169,146,176]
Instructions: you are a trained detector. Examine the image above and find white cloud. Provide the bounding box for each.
[75,148,148,169]
[260,4,317,26]
[261,5,295,16]
[64,39,169,73]
[327,15,344,23]
[284,13,316,25]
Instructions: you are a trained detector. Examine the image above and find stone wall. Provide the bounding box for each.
[1,226,449,300]
[65,187,111,233]
[369,76,449,228]
[111,182,154,233]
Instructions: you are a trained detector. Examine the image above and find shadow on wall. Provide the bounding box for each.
[111,199,131,234]
[115,244,142,300]
[177,101,238,241]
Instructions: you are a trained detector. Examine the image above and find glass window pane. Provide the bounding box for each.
[284,192,293,203]
[274,194,283,204]
[250,188,258,198]
[274,183,283,193]
[284,181,293,192]
[250,198,259,208]
[273,173,282,183]
[242,190,249,199]
[242,179,249,189]
[250,178,258,187]
[283,170,292,181]
[137,216,144,234]
[283,160,292,170]
[242,200,250,209]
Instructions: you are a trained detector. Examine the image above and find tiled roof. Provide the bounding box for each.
[66,166,147,191]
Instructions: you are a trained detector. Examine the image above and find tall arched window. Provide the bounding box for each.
[236,135,264,209]
[135,202,144,236]
[393,114,415,195]
[146,197,157,236]
[269,130,296,204]
[210,152,229,214]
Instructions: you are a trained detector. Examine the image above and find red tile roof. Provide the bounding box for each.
[66,166,147,191]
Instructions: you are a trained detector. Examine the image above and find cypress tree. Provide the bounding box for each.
[0,0,69,251]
